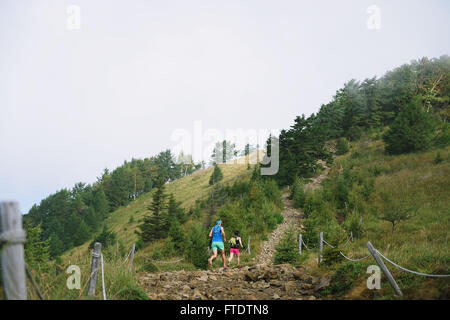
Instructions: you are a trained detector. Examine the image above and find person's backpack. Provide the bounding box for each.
[230,236,238,249]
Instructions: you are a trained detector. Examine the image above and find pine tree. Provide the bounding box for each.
[73,220,91,246]
[209,164,223,185]
[84,206,100,232]
[383,97,435,154]
[93,187,109,219]
[138,182,169,243]
[49,232,64,258]
[23,221,50,269]
[167,193,187,225]
[168,220,184,254]
[185,223,209,269]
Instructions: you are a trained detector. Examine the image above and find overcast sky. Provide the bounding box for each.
[1,0,449,214]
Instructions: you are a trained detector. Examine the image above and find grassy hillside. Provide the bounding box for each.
[296,132,449,299]
[62,151,264,264]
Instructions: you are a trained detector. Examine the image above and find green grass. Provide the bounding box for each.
[14,152,264,300]
[300,134,450,299]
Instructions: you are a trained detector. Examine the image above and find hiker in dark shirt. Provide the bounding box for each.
[227,230,243,267]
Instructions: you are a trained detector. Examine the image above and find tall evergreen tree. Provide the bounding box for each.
[138,182,169,243]
[383,97,435,154]
[209,164,223,185]
[23,221,50,269]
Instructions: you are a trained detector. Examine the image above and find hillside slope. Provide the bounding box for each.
[63,152,263,262]
[299,135,450,299]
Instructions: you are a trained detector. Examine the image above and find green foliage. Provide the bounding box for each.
[114,285,150,300]
[23,221,50,270]
[344,212,364,239]
[139,262,159,273]
[322,248,344,266]
[291,178,306,209]
[138,183,169,243]
[209,164,224,185]
[48,232,64,258]
[320,262,365,297]
[168,220,184,254]
[434,152,443,164]
[273,229,298,265]
[336,138,349,155]
[383,97,435,155]
[185,223,210,270]
[89,226,117,249]
[167,193,187,225]
[376,190,416,235]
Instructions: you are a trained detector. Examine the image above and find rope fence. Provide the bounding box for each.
[297,230,450,296]
[138,253,185,264]
[339,251,371,262]
[376,249,450,278]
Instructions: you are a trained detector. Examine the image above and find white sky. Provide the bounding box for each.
[1,0,449,213]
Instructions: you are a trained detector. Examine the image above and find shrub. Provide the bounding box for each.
[291,178,306,209]
[336,138,350,155]
[347,126,363,141]
[209,164,223,185]
[344,212,364,239]
[434,152,443,164]
[383,97,435,155]
[322,248,344,266]
[89,226,117,250]
[139,262,159,273]
[115,285,150,300]
[320,262,365,297]
[185,223,209,269]
[273,229,298,265]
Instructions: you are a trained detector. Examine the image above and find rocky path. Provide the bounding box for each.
[138,161,331,300]
[255,160,330,265]
[255,192,303,265]
[138,264,329,300]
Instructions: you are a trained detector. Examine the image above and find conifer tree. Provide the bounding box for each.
[209,164,223,185]
[383,97,435,154]
[138,181,169,243]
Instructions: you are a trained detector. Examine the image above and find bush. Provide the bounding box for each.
[139,262,159,273]
[185,223,209,269]
[347,126,363,141]
[322,248,344,266]
[434,152,443,164]
[209,164,223,185]
[320,262,365,297]
[383,97,435,155]
[291,178,306,209]
[115,285,150,300]
[89,226,117,250]
[273,229,298,265]
[344,212,364,239]
[336,138,349,155]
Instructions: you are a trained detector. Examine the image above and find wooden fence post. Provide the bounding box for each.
[87,242,101,297]
[0,202,27,300]
[129,243,135,272]
[298,234,302,255]
[366,241,403,296]
[318,232,323,265]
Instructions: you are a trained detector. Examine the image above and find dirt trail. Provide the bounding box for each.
[255,160,330,265]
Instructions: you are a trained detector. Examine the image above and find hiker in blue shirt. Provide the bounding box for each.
[208,220,228,269]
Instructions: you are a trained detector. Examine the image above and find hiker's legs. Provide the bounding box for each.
[221,250,228,267]
[228,251,234,264]
[208,249,218,267]
[236,253,240,266]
